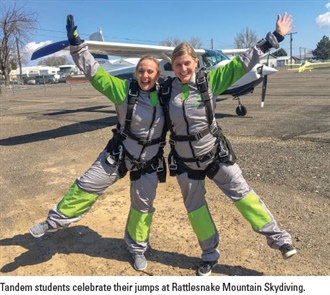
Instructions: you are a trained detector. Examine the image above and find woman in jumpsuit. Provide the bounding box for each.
[29,15,166,272]
[164,12,297,276]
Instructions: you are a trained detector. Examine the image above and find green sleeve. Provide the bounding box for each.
[209,56,247,95]
[90,67,128,105]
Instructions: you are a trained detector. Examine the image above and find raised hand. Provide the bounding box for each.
[66,15,83,46]
[276,12,294,36]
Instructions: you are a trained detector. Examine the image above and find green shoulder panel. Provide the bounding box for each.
[209,56,247,95]
[90,67,128,105]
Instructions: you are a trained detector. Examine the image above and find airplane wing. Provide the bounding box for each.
[87,41,204,58]
[87,41,248,57]
[31,38,246,61]
[221,49,248,55]
[31,39,206,61]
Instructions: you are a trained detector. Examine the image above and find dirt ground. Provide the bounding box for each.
[0,69,329,277]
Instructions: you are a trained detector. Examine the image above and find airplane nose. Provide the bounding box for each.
[262,65,277,75]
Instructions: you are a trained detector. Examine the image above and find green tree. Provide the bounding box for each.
[0,2,37,85]
[312,36,330,61]
[272,48,288,57]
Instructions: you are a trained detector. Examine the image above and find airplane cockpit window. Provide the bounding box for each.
[201,49,230,67]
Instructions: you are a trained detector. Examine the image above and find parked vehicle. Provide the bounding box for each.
[26,79,36,85]
[35,75,59,84]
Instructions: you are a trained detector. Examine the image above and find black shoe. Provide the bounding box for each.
[280,244,297,259]
[197,260,218,276]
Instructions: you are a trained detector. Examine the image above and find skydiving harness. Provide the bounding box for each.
[105,79,167,182]
[159,69,237,180]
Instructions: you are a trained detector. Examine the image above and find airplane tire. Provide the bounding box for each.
[236,105,247,116]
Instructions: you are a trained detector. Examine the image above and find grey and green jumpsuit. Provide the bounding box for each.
[45,42,166,255]
[168,45,293,262]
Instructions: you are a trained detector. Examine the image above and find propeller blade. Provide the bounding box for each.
[261,75,268,108]
[31,40,70,60]
[260,53,271,107]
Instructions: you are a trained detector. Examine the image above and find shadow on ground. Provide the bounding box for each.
[0,226,263,276]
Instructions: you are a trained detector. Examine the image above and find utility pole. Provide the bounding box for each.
[299,46,308,63]
[289,32,297,69]
[303,48,307,61]
[211,38,214,49]
[16,36,23,85]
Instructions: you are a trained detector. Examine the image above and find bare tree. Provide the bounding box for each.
[189,37,202,49]
[234,27,258,49]
[0,2,37,85]
[37,55,70,67]
[160,37,182,47]
[160,36,203,48]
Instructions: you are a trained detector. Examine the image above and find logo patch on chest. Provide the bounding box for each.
[190,95,204,107]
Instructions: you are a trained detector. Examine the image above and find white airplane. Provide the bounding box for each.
[31,29,277,116]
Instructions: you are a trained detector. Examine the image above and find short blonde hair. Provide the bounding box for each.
[171,42,198,64]
[134,55,160,78]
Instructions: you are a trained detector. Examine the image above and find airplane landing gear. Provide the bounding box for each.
[234,97,247,116]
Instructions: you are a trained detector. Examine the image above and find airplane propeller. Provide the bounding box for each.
[261,53,271,107]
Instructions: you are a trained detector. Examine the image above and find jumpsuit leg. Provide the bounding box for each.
[125,171,158,255]
[212,162,293,249]
[46,149,119,229]
[176,172,220,262]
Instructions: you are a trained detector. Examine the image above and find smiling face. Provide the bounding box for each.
[135,57,160,91]
[172,54,199,84]
[171,43,199,84]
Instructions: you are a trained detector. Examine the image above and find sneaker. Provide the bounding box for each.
[132,254,147,271]
[280,244,297,259]
[29,221,57,238]
[197,260,218,276]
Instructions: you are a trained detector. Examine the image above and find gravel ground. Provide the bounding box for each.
[0,69,329,278]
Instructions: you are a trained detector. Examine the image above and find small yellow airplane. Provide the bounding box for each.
[297,61,330,72]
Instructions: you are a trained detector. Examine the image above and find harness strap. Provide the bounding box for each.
[120,131,166,147]
[123,147,163,169]
[159,71,215,143]
[172,143,219,163]
[175,161,206,180]
[121,79,165,147]
[196,69,213,126]
[170,125,218,143]
[159,76,173,133]
[124,79,139,132]
[128,149,167,182]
